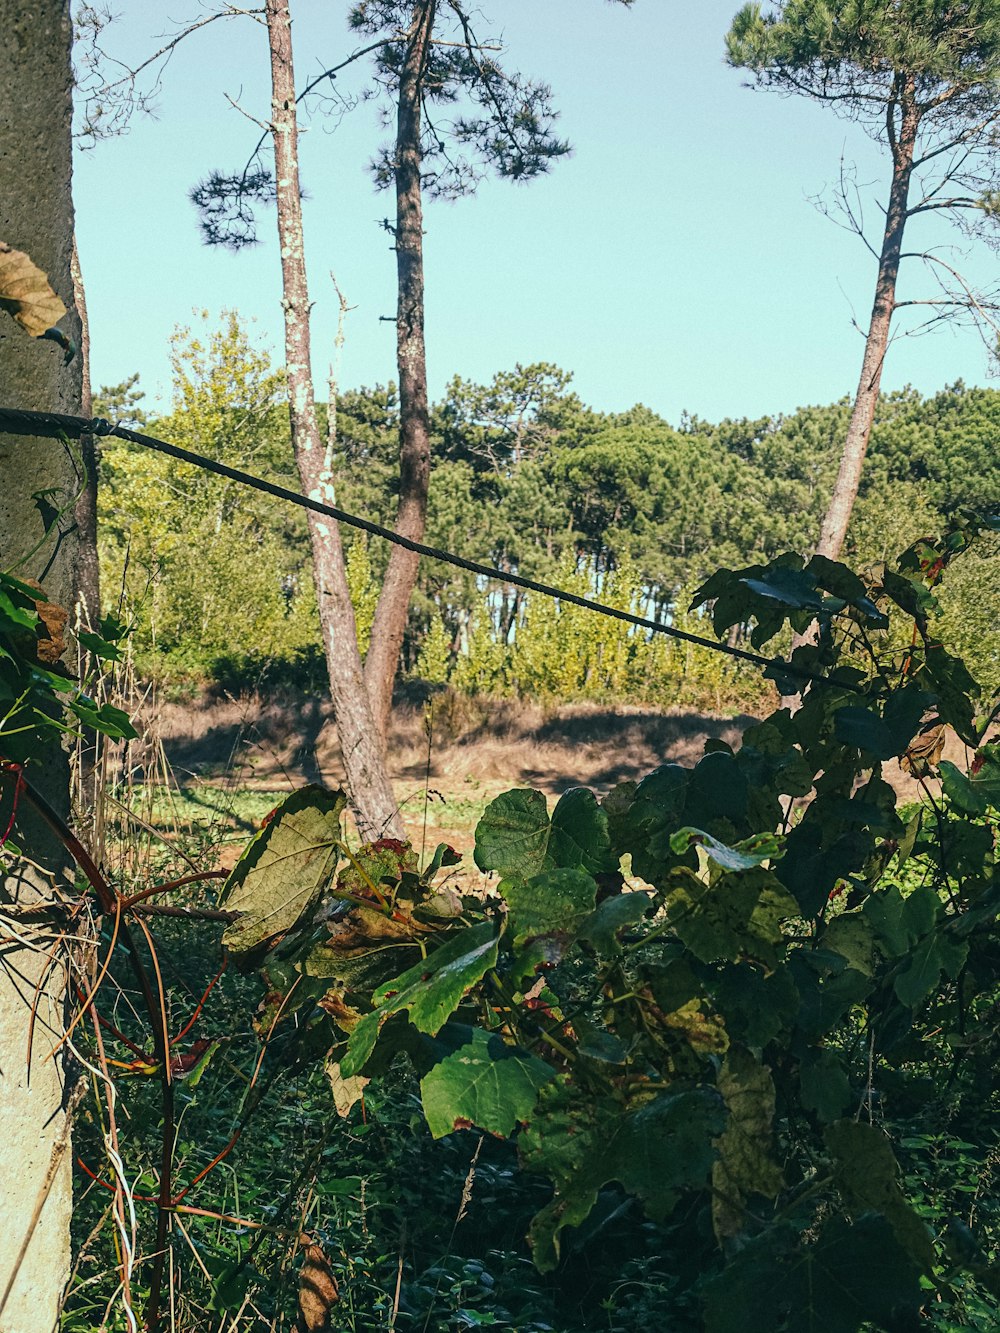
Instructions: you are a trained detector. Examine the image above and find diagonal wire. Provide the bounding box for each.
[0,407,858,692]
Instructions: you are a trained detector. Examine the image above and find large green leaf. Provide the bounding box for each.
[788,952,872,1042]
[711,962,800,1047]
[548,786,613,873]
[501,866,597,950]
[475,786,612,881]
[968,744,1000,810]
[863,884,913,955]
[894,929,967,1008]
[605,764,690,887]
[703,1214,922,1333]
[833,706,902,760]
[940,759,988,815]
[686,749,750,826]
[578,889,654,956]
[474,788,551,878]
[800,1049,852,1123]
[70,698,139,741]
[221,786,346,954]
[667,866,797,965]
[779,819,872,917]
[420,1026,555,1138]
[521,1078,724,1270]
[864,884,967,1007]
[821,914,875,977]
[341,922,499,1076]
[825,1120,934,1270]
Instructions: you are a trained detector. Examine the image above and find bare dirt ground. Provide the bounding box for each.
[147,690,756,857]
[142,688,975,862]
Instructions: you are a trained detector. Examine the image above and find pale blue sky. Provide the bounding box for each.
[72,0,1000,424]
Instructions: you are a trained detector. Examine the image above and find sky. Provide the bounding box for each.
[72,0,1000,426]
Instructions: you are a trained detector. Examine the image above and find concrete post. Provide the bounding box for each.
[0,3,83,1329]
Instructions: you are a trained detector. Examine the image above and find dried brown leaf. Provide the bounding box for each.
[296,1233,339,1332]
[21,579,67,664]
[0,242,66,337]
[901,722,946,777]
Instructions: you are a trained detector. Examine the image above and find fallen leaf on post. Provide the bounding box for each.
[0,242,66,337]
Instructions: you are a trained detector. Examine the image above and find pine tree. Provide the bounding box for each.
[728,0,1000,558]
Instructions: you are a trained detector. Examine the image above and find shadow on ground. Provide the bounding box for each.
[149,689,756,796]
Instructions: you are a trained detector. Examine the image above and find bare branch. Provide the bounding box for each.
[223,90,271,132]
[907,196,982,215]
[912,109,1000,169]
[237,37,394,192]
[76,6,264,141]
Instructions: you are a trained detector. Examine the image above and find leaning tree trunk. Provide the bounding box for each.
[0,3,82,1328]
[815,89,919,560]
[265,0,402,839]
[783,88,919,695]
[363,0,436,740]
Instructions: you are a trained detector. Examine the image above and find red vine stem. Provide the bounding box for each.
[170,959,226,1047]
[120,870,227,909]
[0,760,25,846]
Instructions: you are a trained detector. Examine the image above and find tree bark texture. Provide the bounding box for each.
[71,236,100,632]
[265,0,403,839]
[815,86,920,560]
[0,3,82,1329]
[364,0,436,740]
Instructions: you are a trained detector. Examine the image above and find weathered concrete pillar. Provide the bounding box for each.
[0,3,83,1329]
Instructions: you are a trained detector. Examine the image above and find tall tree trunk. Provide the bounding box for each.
[265,0,402,839]
[71,236,100,630]
[0,3,82,1328]
[364,0,436,740]
[815,89,919,560]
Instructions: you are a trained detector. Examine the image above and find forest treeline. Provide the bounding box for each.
[99,314,1000,707]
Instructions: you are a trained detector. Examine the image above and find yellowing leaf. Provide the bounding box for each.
[712,1045,783,1244]
[325,1055,369,1118]
[826,1120,935,1271]
[0,242,66,337]
[221,785,346,954]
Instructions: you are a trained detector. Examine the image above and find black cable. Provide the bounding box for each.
[0,406,855,692]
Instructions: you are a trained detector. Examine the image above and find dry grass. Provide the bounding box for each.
[153,690,755,788]
[129,686,977,865]
[145,688,758,860]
